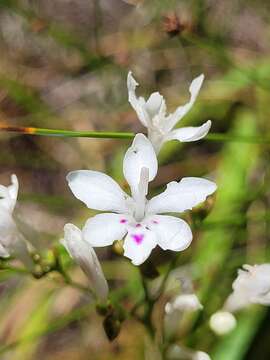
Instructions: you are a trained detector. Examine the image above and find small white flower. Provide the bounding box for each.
[62,223,109,300]
[0,174,30,264]
[165,294,203,314]
[225,264,270,312]
[193,351,211,360]
[67,134,216,266]
[127,72,211,153]
[209,311,236,336]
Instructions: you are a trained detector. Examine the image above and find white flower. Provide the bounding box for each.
[224,264,270,312]
[127,72,211,153]
[62,223,109,301]
[0,174,30,263]
[67,134,216,266]
[193,351,211,360]
[209,311,236,336]
[165,294,203,314]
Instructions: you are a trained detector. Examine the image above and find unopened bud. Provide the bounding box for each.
[209,311,236,336]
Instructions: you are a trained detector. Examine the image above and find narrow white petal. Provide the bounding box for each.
[165,120,211,142]
[127,71,149,127]
[165,74,204,132]
[83,213,128,247]
[63,224,108,300]
[9,174,19,202]
[123,228,157,265]
[67,170,129,213]
[147,177,217,214]
[147,215,192,251]
[123,133,157,196]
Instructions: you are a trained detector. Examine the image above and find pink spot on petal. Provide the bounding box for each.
[120,219,127,224]
[131,234,144,244]
[136,223,142,228]
[152,220,159,224]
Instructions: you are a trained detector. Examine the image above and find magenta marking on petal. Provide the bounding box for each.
[120,219,127,224]
[136,223,142,228]
[131,234,144,245]
[152,220,159,224]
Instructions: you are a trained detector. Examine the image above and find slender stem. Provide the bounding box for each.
[0,125,134,139]
[136,270,155,338]
[154,254,180,301]
[0,124,269,143]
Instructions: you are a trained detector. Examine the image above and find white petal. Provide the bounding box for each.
[165,74,204,132]
[147,215,192,251]
[123,133,157,196]
[0,174,19,213]
[83,213,128,247]
[63,223,108,300]
[165,120,211,142]
[123,228,157,266]
[127,71,149,127]
[67,170,129,213]
[147,177,217,214]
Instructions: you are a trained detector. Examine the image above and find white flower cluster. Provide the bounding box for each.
[62,72,216,298]
[0,72,216,301]
[65,72,216,268]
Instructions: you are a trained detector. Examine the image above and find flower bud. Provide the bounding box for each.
[209,311,236,336]
[165,294,203,314]
[193,351,211,360]
[62,223,108,301]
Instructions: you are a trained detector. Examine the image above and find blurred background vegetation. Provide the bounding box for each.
[0,0,270,359]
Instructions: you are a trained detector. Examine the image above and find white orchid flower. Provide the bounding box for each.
[0,174,30,260]
[62,223,108,300]
[127,72,211,153]
[224,264,270,312]
[67,134,216,266]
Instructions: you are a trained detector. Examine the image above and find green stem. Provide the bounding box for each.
[1,125,269,144]
[0,125,134,139]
